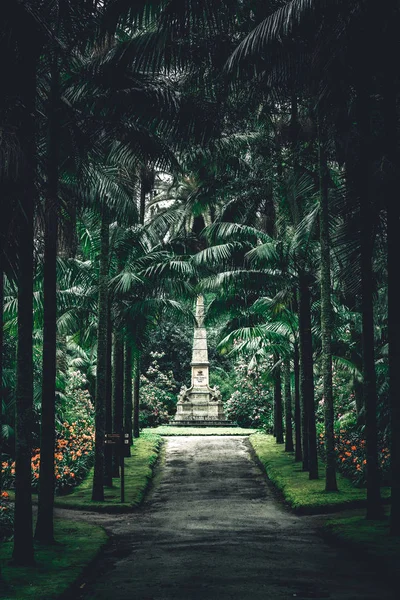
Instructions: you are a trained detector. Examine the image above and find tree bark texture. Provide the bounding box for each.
[274,361,284,444]
[298,275,318,479]
[92,207,109,502]
[356,83,383,519]
[112,332,124,476]
[35,48,60,543]
[0,265,3,494]
[124,340,133,450]
[318,118,338,492]
[133,352,140,439]
[104,300,113,487]
[12,51,36,567]
[284,359,294,452]
[382,50,400,533]
[293,342,302,462]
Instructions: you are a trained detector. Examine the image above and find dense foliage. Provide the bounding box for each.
[1,0,400,573]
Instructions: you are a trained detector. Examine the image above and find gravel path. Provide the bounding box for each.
[72,436,394,600]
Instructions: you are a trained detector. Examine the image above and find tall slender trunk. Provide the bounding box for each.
[356,82,382,519]
[130,173,146,441]
[0,263,2,585]
[274,360,284,444]
[0,264,3,494]
[104,300,113,487]
[140,167,146,225]
[124,340,133,451]
[382,60,400,534]
[35,48,60,543]
[318,118,338,492]
[133,352,140,439]
[284,359,294,452]
[297,286,308,471]
[112,332,124,476]
[92,206,109,502]
[293,342,302,462]
[12,54,36,567]
[298,275,318,479]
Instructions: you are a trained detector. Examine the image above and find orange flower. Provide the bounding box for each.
[351,446,357,451]
[70,473,75,478]
[1,491,9,499]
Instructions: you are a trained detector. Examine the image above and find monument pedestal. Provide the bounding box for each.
[174,296,228,425]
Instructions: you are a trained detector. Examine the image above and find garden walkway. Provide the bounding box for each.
[73,436,395,600]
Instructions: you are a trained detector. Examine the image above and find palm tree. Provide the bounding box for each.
[92,206,110,501]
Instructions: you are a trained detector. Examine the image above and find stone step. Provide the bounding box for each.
[171,420,237,427]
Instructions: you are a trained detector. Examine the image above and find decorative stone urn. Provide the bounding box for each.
[174,295,227,424]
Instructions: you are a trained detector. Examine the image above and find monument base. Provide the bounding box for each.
[174,386,229,425]
[172,419,235,427]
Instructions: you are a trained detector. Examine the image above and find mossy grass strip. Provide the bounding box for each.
[153,426,257,436]
[250,432,390,514]
[0,519,107,599]
[323,508,400,579]
[54,431,162,512]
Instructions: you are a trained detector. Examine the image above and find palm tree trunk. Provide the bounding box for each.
[318,118,338,492]
[298,275,318,479]
[0,263,3,494]
[356,83,383,520]
[284,359,294,452]
[104,300,113,487]
[124,340,133,451]
[133,352,140,439]
[274,361,284,444]
[382,67,400,534]
[293,342,302,462]
[112,332,124,476]
[35,48,60,543]
[92,206,109,502]
[12,55,36,567]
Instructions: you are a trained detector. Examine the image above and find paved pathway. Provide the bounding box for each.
[76,436,395,600]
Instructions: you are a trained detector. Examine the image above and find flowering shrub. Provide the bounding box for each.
[62,368,94,425]
[223,358,273,428]
[2,420,95,495]
[0,491,14,540]
[140,352,177,428]
[315,367,355,424]
[317,425,390,487]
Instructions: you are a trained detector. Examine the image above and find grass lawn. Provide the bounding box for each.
[54,431,162,512]
[0,520,107,600]
[324,508,400,578]
[152,425,257,436]
[250,432,391,514]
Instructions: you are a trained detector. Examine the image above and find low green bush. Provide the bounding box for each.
[250,432,390,514]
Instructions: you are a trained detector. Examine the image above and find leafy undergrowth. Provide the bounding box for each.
[0,520,107,599]
[153,426,257,436]
[324,508,400,579]
[54,431,162,512]
[250,433,390,514]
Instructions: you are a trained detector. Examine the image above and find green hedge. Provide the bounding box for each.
[250,432,390,514]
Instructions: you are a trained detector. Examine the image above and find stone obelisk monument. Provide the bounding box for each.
[174,295,227,424]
